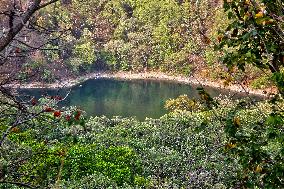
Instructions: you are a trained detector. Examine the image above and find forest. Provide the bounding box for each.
[0,0,283,188]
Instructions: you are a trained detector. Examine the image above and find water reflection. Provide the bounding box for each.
[19,79,263,120]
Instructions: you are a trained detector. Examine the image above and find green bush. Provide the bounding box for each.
[164,94,198,112]
[63,145,144,186]
[250,77,270,89]
[224,100,284,188]
[3,95,284,188]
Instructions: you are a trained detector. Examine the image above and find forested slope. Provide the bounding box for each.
[0,0,284,188]
[1,0,271,89]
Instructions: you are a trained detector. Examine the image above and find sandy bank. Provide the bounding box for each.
[6,71,273,97]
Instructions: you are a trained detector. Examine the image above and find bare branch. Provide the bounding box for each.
[14,39,59,51]
[0,0,41,52]
[39,0,60,9]
[0,86,27,112]
[0,0,59,53]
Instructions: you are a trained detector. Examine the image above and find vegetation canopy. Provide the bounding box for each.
[0,0,283,188]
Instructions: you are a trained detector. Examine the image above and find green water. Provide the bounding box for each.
[20,78,260,120]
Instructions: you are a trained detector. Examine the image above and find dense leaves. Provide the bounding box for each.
[2,96,282,188]
[217,1,284,187]
[31,0,226,76]
[1,0,284,188]
[218,0,284,89]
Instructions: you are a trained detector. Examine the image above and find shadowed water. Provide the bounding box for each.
[19,78,262,120]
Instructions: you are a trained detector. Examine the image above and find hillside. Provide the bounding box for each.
[1,0,275,91]
[0,0,283,188]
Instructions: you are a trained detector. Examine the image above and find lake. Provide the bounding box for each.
[19,78,262,120]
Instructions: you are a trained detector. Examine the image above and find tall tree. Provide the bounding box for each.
[0,1,62,188]
[218,0,284,92]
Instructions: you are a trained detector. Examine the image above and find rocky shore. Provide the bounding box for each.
[7,71,274,97]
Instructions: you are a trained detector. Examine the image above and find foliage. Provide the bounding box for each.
[224,100,284,188]
[63,145,143,186]
[2,90,284,188]
[17,143,143,187]
[218,0,284,90]
[0,97,251,187]
[216,1,284,187]
[73,29,97,65]
[165,94,198,112]
[250,75,271,89]
[1,0,284,188]
[31,0,229,76]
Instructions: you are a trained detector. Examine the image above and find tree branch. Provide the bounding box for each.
[0,0,41,52]
[14,39,59,51]
[0,0,59,53]
[39,0,60,9]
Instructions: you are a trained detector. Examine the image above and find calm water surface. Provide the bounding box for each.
[20,79,261,120]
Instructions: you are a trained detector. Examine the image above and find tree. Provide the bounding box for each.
[0,0,63,142]
[0,1,65,188]
[218,1,284,187]
[0,0,59,52]
[218,0,284,92]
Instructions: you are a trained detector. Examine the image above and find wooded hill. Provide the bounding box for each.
[1,0,272,90]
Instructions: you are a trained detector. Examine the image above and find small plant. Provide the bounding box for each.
[250,76,271,89]
[165,94,198,112]
[17,71,28,82]
[42,69,55,83]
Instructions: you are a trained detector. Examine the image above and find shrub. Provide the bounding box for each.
[250,75,271,89]
[164,94,199,112]
[63,145,144,186]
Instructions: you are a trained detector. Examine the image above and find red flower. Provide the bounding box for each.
[15,47,21,53]
[65,115,71,121]
[45,107,54,112]
[31,98,37,106]
[52,95,63,101]
[74,111,81,120]
[56,96,63,101]
[54,111,61,117]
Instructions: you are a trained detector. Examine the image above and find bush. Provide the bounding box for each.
[164,94,199,112]
[3,96,283,188]
[63,145,144,186]
[224,100,284,188]
[250,75,272,89]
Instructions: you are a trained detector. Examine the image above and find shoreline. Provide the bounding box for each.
[7,71,272,97]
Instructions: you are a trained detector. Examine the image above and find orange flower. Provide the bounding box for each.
[11,127,20,133]
[255,165,263,173]
[233,117,241,127]
[244,0,251,5]
[53,111,61,117]
[255,11,264,19]
[217,35,223,43]
[225,142,237,149]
